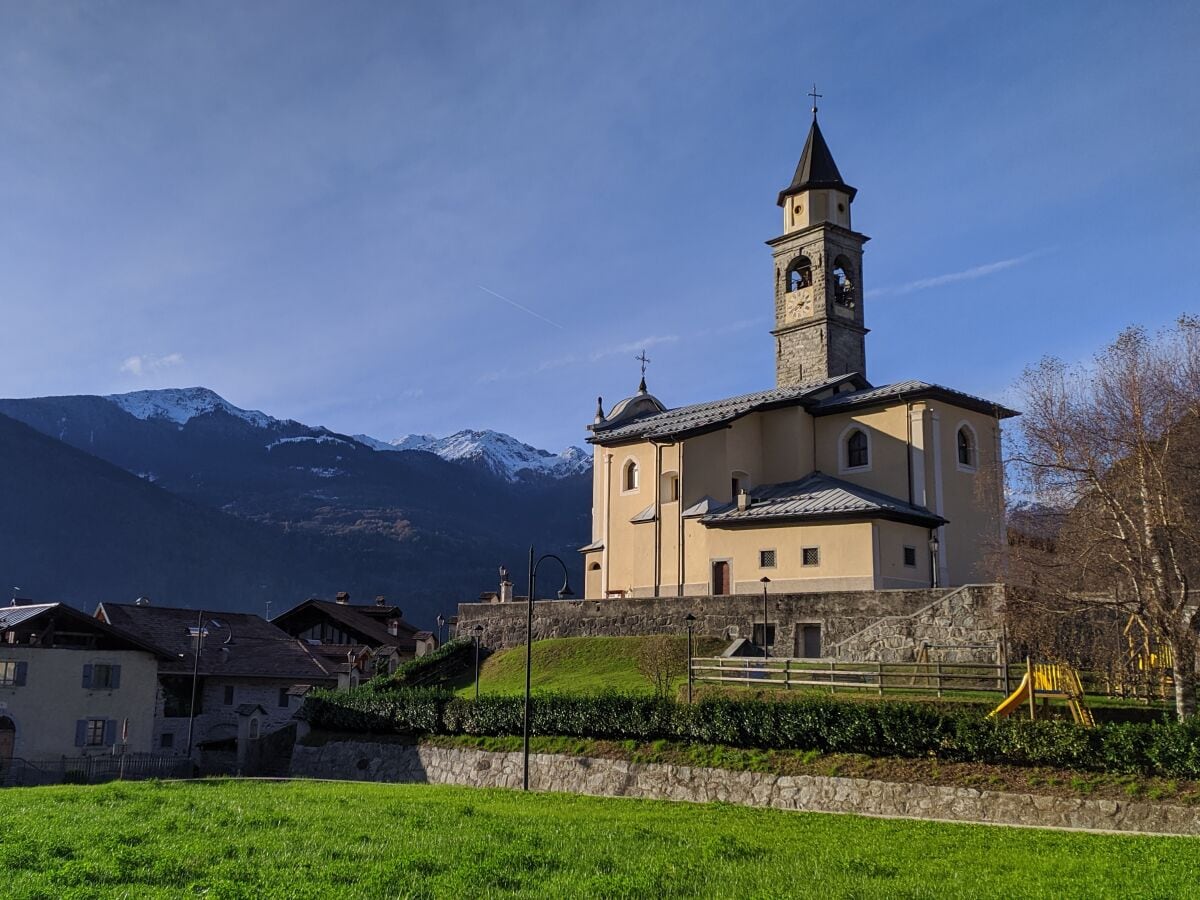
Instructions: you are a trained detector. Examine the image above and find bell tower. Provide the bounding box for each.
[768,92,869,387]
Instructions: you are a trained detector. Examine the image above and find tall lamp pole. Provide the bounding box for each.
[473,624,484,700]
[523,546,574,791]
[759,576,771,659]
[184,614,231,762]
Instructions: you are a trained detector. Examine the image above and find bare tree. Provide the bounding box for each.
[636,634,687,698]
[1006,317,1200,719]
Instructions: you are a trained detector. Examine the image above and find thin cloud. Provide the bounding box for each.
[588,334,679,363]
[119,352,184,376]
[478,285,564,330]
[868,252,1041,299]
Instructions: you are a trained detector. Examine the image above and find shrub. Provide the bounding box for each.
[299,688,1200,778]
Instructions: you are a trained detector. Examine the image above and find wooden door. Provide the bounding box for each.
[798,624,822,659]
[0,717,14,774]
[711,561,730,596]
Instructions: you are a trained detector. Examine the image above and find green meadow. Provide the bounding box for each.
[0,779,1195,898]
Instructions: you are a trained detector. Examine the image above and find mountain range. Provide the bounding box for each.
[0,387,592,627]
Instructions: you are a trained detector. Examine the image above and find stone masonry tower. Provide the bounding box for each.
[768,107,869,386]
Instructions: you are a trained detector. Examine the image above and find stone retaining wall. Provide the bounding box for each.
[456,585,1004,663]
[291,737,1200,836]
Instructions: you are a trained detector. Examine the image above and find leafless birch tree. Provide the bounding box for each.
[1006,317,1200,720]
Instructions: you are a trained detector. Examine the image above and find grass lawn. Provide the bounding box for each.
[455,635,723,697]
[0,780,1196,899]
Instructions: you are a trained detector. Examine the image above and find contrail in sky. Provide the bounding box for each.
[477,285,564,330]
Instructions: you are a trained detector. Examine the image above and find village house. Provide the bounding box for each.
[0,602,165,767]
[271,592,435,686]
[96,601,335,762]
[583,111,1016,601]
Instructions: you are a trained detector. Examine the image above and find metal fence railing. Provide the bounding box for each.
[1,753,191,788]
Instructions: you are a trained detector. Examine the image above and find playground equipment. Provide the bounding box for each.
[990,658,1095,727]
[1121,615,1175,700]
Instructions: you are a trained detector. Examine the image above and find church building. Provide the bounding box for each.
[581,110,1016,600]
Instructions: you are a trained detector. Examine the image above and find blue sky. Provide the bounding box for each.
[1,2,1198,451]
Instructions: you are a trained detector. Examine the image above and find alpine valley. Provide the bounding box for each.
[0,388,591,626]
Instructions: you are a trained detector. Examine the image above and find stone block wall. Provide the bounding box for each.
[833,585,1005,663]
[291,738,1199,836]
[457,585,1004,662]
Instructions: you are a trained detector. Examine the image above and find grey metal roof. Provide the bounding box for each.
[810,380,1019,419]
[589,374,861,445]
[699,472,946,528]
[630,504,657,524]
[578,539,603,552]
[0,603,56,630]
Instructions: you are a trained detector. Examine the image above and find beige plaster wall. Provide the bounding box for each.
[0,648,159,759]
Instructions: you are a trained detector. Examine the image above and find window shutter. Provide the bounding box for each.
[81,664,93,689]
[103,720,117,746]
[75,720,87,747]
[110,665,121,689]
[14,661,28,686]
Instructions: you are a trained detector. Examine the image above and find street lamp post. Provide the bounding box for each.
[473,624,483,700]
[523,546,574,791]
[929,534,941,589]
[436,615,446,646]
[759,576,771,659]
[184,613,231,763]
[685,613,696,705]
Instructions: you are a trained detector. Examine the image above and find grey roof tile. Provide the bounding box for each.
[699,472,946,528]
[811,380,1019,418]
[589,374,859,444]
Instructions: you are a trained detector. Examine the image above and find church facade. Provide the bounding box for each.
[581,114,1016,600]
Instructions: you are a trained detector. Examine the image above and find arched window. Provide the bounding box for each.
[622,459,639,492]
[846,429,869,469]
[660,471,679,502]
[787,256,812,292]
[957,425,977,470]
[832,256,854,308]
[588,561,601,571]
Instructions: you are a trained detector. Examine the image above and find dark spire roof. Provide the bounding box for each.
[777,118,856,206]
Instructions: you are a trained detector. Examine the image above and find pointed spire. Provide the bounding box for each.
[594,396,606,424]
[637,375,647,395]
[777,117,856,206]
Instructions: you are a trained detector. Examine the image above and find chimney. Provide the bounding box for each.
[135,596,151,607]
[335,591,350,605]
[375,595,387,607]
[737,489,751,512]
[388,618,399,636]
[499,579,513,604]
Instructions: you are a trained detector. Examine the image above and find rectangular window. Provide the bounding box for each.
[752,623,776,648]
[85,719,106,746]
[903,546,918,568]
[759,549,776,569]
[802,547,820,567]
[279,687,290,708]
[160,732,175,749]
[223,685,235,705]
[0,659,27,686]
[91,663,120,690]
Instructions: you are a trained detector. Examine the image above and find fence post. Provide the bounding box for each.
[877,661,884,696]
[935,662,943,698]
[784,659,791,690]
[830,660,836,695]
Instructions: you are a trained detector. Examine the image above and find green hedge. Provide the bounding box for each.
[300,688,1200,778]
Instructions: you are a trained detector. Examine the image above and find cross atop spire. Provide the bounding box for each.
[808,83,822,120]
[636,349,651,378]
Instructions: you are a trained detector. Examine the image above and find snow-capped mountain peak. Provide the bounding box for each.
[104,387,275,428]
[355,429,591,481]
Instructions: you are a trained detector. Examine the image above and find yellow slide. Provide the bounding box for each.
[990,662,1094,726]
[990,672,1031,719]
